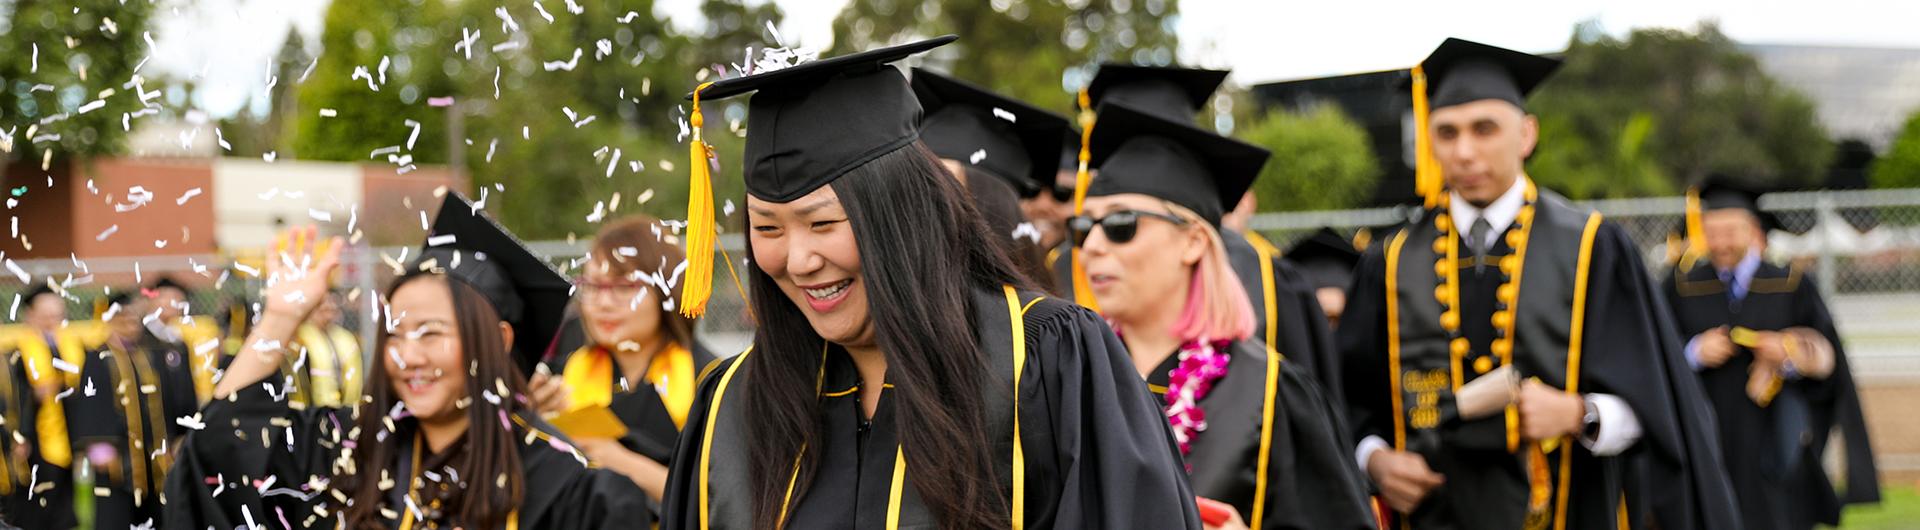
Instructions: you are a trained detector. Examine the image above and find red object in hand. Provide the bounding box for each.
[1196,496,1233,526]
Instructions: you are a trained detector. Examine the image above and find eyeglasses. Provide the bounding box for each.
[573,279,647,301]
[1067,209,1188,246]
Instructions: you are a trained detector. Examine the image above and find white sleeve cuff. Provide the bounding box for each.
[1579,393,1642,456]
[1355,435,1389,476]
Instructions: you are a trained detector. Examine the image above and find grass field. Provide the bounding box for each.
[1839,484,1920,529]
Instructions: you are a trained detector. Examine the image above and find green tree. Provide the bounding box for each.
[1236,105,1379,211]
[1528,22,1832,197]
[1870,111,1920,188]
[0,0,157,165]
[828,0,1180,112]
[290,0,457,164]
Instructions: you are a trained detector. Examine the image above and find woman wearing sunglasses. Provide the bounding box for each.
[166,198,648,529]
[1070,101,1376,530]
[659,37,1199,529]
[528,214,716,505]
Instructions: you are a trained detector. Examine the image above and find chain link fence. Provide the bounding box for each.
[1247,188,1920,382]
[9,188,1920,378]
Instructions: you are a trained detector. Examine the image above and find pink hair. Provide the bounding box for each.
[1168,207,1257,344]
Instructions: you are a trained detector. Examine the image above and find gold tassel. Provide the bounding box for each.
[680,82,718,318]
[1069,89,1101,311]
[1684,186,1707,261]
[1411,66,1444,209]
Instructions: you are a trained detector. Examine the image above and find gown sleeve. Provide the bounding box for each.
[1574,224,1741,530]
[163,380,350,530]
[1792,275,1879,509]
[1021,300,1202,529]
[1255,361,1377,530]
[1337,242,1395,458]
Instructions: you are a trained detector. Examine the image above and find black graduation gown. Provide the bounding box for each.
[1661,259,1878,530]
[65,335,199,528]
[1144,339,1376,530]
[1226,230,1346,404]
[1338,191,1741,530]
[660,287,1201,529]
[1,352,75,530]
[543,343,718,466]
[162,381,652,529]
[1050,232,1346,405]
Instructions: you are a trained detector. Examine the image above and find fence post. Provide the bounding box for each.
[355,246,378,378]
[1816,190,1838,301]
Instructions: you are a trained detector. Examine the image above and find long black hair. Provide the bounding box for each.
[342,273,526,529]
[741,142,1028,530]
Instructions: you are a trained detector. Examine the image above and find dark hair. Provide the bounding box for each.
[342,273,526,529]
[741,142,1026,530]
[963,170,1053,291]
[584,214,697,352]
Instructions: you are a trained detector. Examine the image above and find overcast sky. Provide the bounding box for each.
[150,0,1920,117]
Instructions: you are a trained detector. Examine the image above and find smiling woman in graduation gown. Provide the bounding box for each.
[1070,100,1374,529]
[659,36,1198,529]
[164,200,648,529]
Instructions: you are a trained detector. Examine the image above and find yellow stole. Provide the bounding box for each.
[175,317,224,403]
[561,342,696,428]
[293,324,364,409]
[10,329,73,468]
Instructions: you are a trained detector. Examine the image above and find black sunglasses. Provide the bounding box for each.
[1067,209,1188,246]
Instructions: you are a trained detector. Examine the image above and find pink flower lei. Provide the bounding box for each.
[1164,338,1233,459]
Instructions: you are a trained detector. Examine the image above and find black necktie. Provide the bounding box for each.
[1468,217,1493,271]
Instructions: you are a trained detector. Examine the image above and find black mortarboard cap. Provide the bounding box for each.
[1086,64,1229,122]
[912,68,1069,194]
[1086,101,1270,226]
[1418,38,1561,110]
[688,36,956,203]
[1697,175,1781,232]
[412,193,571,374]
[150,275,187,293]
[1285,227,1363,291]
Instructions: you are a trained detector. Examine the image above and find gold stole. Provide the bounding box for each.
[561,342,696,428]
[10,330,73,469]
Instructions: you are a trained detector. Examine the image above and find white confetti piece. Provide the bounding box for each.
[456,27,479,60]
[426,234,457,247]
[605,148,621,177]
[404,119,422,150]
[96,225,119,241]
[4,260,26,283]
[543,48,583,71]
[308,209,332,222]
[318,109,338,117]
[175,188,202,205]
[533,0,555,22]
[76,99,107,114]
[993,107,1017,122]
[262,151,277,163]
[970,149,987,164]
[494,7,521,33]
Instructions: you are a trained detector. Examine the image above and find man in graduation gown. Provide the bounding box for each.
[150,276,222,403]
[1055,63,1345,400]
[1339,38,1741,530]
[68,290,200,528]
[1661,178,1878,530]
[0,286,76,529]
